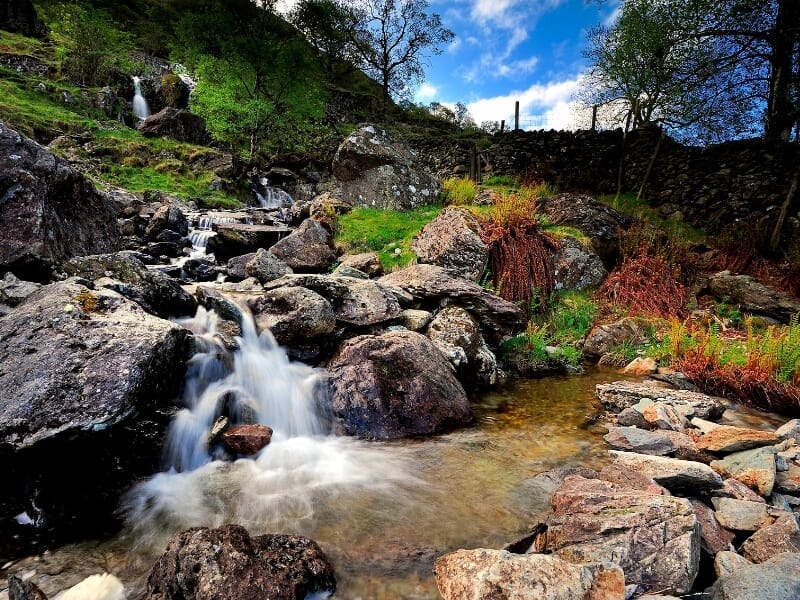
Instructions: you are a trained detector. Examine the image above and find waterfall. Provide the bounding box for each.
[254,178,294,209]
[132,76,150,120]
[187,215,238,256]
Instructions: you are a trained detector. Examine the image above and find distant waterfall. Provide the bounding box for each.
[132,76,150,120]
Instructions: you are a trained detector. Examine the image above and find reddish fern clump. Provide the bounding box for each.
[596,253,687,319]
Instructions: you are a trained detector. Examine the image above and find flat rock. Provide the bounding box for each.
[707,270,800,325]
[740,515,800,563]
[220,424,273,455]
[711,446,777,497]
[609,450,724,492]
[434,549,625,600]
[710,552,800,600]
[603,426,677,456]
[711,498,774,531]
[595,381,724,420]
[714,551,752,578]
[696,425,780,453]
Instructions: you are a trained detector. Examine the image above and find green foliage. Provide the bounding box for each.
[442,177,477,205]
[335,205,442,270]
[482,174,518,188]
[548,291,600,346]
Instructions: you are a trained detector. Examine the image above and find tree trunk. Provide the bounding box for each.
[766,0,800,141]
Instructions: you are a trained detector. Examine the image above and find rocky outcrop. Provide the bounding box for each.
[551,235,608,291]
[706,271,800,325]
[268,219,336,272]
[411,207,487,281]
[145,203,189,240]
[331,124,441,210]
[595,381,726,421]
[0,279,190,550]
[206,223,291,262]
[379,264,526,344]
[0,0,47,38]
[137,107,209,145]
[146,525,336,600]
[326,330,473,439]
[434,549,625,600]
[0,122,120,281]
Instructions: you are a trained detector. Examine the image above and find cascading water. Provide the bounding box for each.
[131,76,150,120]
[187,215,239,257]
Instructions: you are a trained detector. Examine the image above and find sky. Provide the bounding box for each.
[418,0,621,130]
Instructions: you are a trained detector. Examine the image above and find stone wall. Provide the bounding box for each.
[408,127,800,236]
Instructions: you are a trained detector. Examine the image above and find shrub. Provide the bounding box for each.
[442,177,477,205]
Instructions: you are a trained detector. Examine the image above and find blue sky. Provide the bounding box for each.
[417,0,621,129]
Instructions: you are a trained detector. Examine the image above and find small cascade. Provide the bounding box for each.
[187,215,240,256]
[254,178,294,210]
[132,76,151,120]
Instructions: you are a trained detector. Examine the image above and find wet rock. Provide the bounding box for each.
[595,381,725,420]
[336,252,383,277]
[326,330,473,439]
[709,552,800,600]
[248,286,335,344]
[583,319,648,361]
[0,122,120,281]
[269,219,336,272]
[711,446,777,497]
[206,223,291,262]
[226,253,256,281]
[0,279,190,546]
[0,272,41,307]
[245,248,293,283]
[145,203,189,240]
[609,451,724,492]
[711,498,774,531]
[264,274,402,327]
[689,498,735,555]
[138,107,209,145]
[220,424,273,455]
[603,426,677,456]
[379,264,526,344]
[63,251,197,319]
[411,207,487,281]
[707,271,800,325]
[434,549,625,600]
[622,356,657,375]
[331,124,440,210]
[740,514,800,563]
[696,425,780,453]
[540,474,700,595]
[536,193,633,268]
[146,524,336,600]
[551,235,608,291]
[641,402,689,432]
[714,550,752,578]
[8,575,48,600]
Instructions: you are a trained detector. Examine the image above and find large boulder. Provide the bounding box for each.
[331,124,441,210]
[551,235,608,291]
[268,219,336,272]
[434,549,625,600]
[595,381,725,420]
[206,223,291,262]
[0,279,191,553]
[536,193,633,269]
[379,264,526,344]
[0,122,120,281]
[706,271,800,325]
[63,251,197,318]
[137,107,209,145]
[146,525,336,600]
[411,207,488,281]
[248,286,335,345]
[245,248,293,283]
[0,0,47,38]
[709,552,800,600]
[145,203,189,240]
[326,330,473,439]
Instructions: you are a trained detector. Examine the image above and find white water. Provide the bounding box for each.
[132,76,150,120]
[186,215,240,257]
[256,179,294,209]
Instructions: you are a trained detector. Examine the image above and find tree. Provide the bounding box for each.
[581,0,800,143]
[345,0,454,106]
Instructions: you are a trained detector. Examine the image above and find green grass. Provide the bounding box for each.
[442,177,477,205]
[0,30,51,60]
[598,192,707,245]
[335,205,443,271]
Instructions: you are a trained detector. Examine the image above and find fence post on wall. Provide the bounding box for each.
[500,119,505,133]
[514,101,520,130]
[591,105,598,131]
[470,143,478,182]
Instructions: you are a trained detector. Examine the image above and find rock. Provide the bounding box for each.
[137,107,209,145]
[248,286,335,344]
[775,463,800,493]
[711,446,777,497]
[617,407,649,429]
[595,381,725,420]
[740,514,800,563]
[194,287,245,327]
[145,203,189,240]
[536,193,633,268]
[181,258,221,283]
[245,248,293,283]
[60,573,125,600]
[331,123,441,210]
[226,253,256,281]
[0,122,120,281]
[710,552,800,600]
[696,425,780,453]
[264,274,402,327]
[707,271,800,325]
[399,308,433,330]
[0,272,41,307]
[336,252,383,277]
[146,525,336,600]
[603,426,677,456]
[711,498,774,531]
[434,549,625,600]
[308,191,353,220]
[775,419,800,442]
[411,207,487,281]
[689,498,735,555]
[220,424,273,455]
[659,429,712,463]
[0,279,190,544]
[268,219,336,272]
[714,550,752,578]
[540,475,700,595]
[326,330,473,439]
[692,416,722,434]
[206,223,291,262]
[609,451,724,492]
[598,464,668,495]
[719,478,767,503]
[0,0,47,38]
[623,356,657,375]
[426,306,501,389]
[551,235,608,291]
[641,402,689,432]
[583,319,648,361]
[7,575,48,600]
[330,265,368,279]
[379,264,526,344]
[63,252,197,319]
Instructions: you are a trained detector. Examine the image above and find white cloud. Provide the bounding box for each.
[467,76,582,130]
[415,83,439,102]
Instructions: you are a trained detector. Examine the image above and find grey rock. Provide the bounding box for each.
[330,265,368,279]
[711,498,773,531]
[248,286,335,344]
[137,107,209,145]
[206,223,291,262]
[225,253,256,281]
[707,270,800,325]
[714,551,752,578]
[689,498,735,555]
[411,207,487,281]
[0,272,41,307]
[268,219,336,272]
[595,381,725,419]
[245,248,293,283]
[551,235,608,291]
[336,252,383,277]
[583,319,648,361]
[603,426,677,456]
[7,575,48,600]
[145,203,189,240]
[609,450,724,492]
[710,552,800,600]
[775,419,800,442]
[711,446,777,497]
